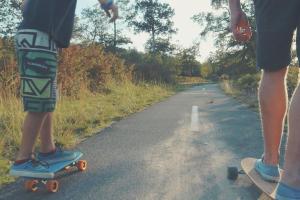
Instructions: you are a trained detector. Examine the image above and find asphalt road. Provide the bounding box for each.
[0,84,266,200]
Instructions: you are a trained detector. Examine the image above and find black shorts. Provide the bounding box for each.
[254,0,300,71]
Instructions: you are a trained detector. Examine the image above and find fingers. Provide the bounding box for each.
[230,11,252,42]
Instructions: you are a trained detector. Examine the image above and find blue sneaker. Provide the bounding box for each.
[255,158,280,182]
[37,148,78,165]
[276,182,300,200]
[9,159,54,179]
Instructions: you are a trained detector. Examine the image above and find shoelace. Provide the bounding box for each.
[31,159,50,169]
[30,153,50,169]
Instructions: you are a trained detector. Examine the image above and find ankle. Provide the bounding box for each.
[263,153,279,165]
[39,148,56,156]
[16,152,33,162]
[39,145,56,154]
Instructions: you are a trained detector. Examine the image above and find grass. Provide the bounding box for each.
[0,81,174,186]
[219,79,259,111]
[176,76,208,85]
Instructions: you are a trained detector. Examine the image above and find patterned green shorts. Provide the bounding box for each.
[15,29,58,112]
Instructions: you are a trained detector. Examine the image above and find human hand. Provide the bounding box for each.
[99,0,119,22]
[230,10,252,42]
[107,4,119,23]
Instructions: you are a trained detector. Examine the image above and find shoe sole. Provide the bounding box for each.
[9,170,54,179]
[257,171,279,183]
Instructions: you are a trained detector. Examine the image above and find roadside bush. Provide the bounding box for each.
[287,67,299,97]
[236,73,260,95]
[134,53,177,84]
[59,45,133,97]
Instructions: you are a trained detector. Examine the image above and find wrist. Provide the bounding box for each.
[229,0,242,13]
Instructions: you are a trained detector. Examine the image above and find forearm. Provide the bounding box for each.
[229,0,242,13]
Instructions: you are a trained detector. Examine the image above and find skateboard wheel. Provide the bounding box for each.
[76,160,87,171]
[46,180,59,193]
[227,167,239,180]
[25,180,38,192]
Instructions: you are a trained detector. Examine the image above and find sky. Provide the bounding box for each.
[76,0,217,62]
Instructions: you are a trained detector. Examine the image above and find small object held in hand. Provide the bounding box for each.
[235,18,252,42]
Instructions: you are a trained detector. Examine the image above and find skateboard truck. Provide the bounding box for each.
[227,166,245,181]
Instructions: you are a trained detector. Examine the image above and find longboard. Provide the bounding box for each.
[241,157,277,200]
[22,152,87,193]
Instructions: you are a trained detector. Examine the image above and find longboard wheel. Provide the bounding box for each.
[46,180,59,193]
[25,180,38,192]
[76,160,87,171]
[227,167,239,180]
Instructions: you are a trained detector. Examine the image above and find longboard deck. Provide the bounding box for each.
[21,152,83,179]
[241,157,277,199]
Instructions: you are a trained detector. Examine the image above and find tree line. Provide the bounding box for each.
[0,0,209,98]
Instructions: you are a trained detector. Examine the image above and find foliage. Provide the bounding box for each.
[58,44,133,96]
[192,1,256,79]
[236,73,260,94]
[0,0,22,37]
[200,62,214,79]
[0,38,19,98]
[145,37,175,55]
[128,0,176,53]
[287,67,299,97]
[76,4,131,49]
[177,46,201,76]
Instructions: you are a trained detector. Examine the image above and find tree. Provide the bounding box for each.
[145,37,175,55]
[78,5,111,45]
[128,0,176,53]
[178,45,201,76]
[77,4,131,50]
[0,0,22,37]
[192,1,257,77]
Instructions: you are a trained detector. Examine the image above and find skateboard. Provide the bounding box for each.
[227,157,277,200]
[23,152,87,193]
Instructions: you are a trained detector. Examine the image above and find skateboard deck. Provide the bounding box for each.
[23,152,87,193]
[241,157,277,200]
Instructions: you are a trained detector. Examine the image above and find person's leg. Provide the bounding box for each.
[276,78,300,199]
[258,68,288,165]
[37,112,79,163]
[13,29,58,161]
[39,113,56,153]
[15,112,49,161]
[281,75,300,188]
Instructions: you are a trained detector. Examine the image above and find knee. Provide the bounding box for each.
[27,112,51,118]
[262,67,288,82]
